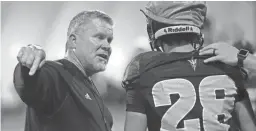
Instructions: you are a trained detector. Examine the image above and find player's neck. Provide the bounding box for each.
[164,43,195,53]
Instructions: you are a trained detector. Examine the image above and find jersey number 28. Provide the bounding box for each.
[152,75,237,131]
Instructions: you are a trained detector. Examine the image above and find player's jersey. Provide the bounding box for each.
[123,51,248,131]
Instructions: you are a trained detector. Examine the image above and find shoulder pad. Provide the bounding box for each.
[122,51,163,89]
[122,53,146,89]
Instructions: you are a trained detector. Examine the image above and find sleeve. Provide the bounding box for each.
[123,53,147,114]
[126,88,147,114]
[235,81,249,102]
[235,86,250,106]
[13,62,67,114]
[233,90,256,130]
[229,68,249,102]
[219,64,249,102]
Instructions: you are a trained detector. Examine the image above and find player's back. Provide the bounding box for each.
[123,51,246,131]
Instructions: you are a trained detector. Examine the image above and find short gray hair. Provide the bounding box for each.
[67,10,114,37]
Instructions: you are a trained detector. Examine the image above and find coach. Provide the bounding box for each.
[13,10,114,131]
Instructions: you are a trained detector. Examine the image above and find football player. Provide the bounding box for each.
[122,1,256,131]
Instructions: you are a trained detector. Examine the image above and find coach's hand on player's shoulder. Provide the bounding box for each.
[199,42,239,66]
[17,44,46,76]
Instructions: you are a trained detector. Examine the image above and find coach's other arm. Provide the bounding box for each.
[199,42,256,74]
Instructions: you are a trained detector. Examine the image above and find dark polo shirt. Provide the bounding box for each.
[13,59,113,131]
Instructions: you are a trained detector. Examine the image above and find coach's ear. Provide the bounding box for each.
[67,34,77,51]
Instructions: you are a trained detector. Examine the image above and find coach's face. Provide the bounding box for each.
[75,18,113,75]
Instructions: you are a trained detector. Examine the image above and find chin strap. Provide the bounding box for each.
[192,33,204,52]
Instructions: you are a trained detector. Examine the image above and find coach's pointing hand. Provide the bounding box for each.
[199,42,239,66]
[17,44,46,76]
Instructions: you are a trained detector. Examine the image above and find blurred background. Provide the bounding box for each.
[1,1,256,131]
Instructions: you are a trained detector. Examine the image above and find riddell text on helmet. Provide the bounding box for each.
[163,26,193,33]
